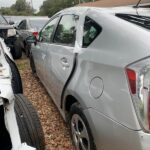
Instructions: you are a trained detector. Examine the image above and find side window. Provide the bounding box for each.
[18,20,26,30]
[40,17,58,43]
[83,17,102,47]
[54,15,78,46]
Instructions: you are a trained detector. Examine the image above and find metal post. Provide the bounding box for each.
[30,0,34,14]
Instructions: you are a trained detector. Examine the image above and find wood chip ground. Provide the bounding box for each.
[16,57,73,150]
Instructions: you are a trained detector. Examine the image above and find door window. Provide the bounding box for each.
[53,15,78,46]
[83,17,102,47]
[18,20,27,30]
[40,17,58,43]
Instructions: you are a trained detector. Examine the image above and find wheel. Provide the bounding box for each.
[0,106,12,150]
[12,39,22,59]
[14,94,45,150]
[69,103,96,150]
[29,53,36,74]
[24,42,31,57]
[6,56,23,94]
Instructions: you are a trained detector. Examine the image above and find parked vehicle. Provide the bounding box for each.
[28,2,150,150]
[0,15,22,59]
[17,17,49,56]
[0,38,45,150]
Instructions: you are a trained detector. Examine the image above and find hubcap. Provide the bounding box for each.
[71,114,90,150]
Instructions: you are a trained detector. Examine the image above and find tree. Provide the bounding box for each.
[11,0,33,15]
[38,0,79,16]
[39,0,97,16]
[0,0,33,16]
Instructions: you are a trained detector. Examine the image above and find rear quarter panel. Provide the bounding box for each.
[66,10,150,130]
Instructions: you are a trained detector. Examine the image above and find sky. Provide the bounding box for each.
[0,0,45,11]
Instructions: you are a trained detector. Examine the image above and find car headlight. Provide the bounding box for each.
[7,29,16,37]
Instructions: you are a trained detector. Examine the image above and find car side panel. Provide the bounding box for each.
[44,44,74,107]
[84,108,149,150]
[31,42,47,81]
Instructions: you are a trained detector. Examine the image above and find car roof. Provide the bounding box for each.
[78,0,150,7]
[61,5,150,16]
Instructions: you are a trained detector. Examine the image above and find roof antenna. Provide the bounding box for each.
[135,0,142,8]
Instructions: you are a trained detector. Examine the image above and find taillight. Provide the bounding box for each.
[32,32,38,37]
[126,58,150,132]
[126,69,136,94]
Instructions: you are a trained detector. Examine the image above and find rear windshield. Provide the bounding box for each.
[116,14,150,30]
[29,19,48,30]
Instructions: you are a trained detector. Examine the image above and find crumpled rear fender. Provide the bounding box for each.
[0,80,14,105]
[0,38,14,62]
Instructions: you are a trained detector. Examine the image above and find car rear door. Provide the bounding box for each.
[44,14,79,107]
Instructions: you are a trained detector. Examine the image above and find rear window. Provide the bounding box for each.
[29,19,48,30]
[83,17,102,48]
[116,14,150,30]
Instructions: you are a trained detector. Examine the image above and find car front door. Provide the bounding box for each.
[31,16,59,81]
[45,14,79,107]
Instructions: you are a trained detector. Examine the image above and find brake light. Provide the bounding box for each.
[126,69,136,94]
[126,59,150,132]
[32,32,38,37]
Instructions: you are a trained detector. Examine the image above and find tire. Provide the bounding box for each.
[12,39,22,59]
[25,42,31,57]
[29,53,36,74]
[6,56,23,94]
[69,103,96,150]
[14,94,45,150]
[0,106,12,150]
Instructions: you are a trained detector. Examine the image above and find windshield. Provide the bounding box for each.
[0,16,8,25]
[116,14,150,30]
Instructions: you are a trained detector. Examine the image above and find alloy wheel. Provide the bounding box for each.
[71,114,90,150]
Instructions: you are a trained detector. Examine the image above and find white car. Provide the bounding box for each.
[0,38,44,150]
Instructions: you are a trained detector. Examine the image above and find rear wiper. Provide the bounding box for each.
[116,14,150,30]
[135,0,142,8]
[134,0,150,8]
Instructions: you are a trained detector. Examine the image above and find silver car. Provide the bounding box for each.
[28,2,150,150]
[17,17,49,56]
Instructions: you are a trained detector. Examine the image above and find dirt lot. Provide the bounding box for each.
[16,57,73,150]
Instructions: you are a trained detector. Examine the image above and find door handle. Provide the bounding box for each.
[60,57,69,68]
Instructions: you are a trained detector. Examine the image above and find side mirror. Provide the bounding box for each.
[9,21,15,25]
[26,36,37,44]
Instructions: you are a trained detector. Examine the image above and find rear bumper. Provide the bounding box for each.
[84,108,150,150]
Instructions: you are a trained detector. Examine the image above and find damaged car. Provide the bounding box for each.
[0,15,22,59]
[0,38,44,150]
[28,1,150,150]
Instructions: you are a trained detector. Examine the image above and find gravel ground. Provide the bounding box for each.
[16,57,73,150]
